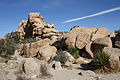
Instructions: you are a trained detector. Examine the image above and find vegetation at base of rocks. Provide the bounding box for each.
[21,38,37,44]
[39,63,52,79]
[0,39,15,57]
[0,32,21,57]
[0,31,38,58]
[88,51,120,74]
[92,51,110,73]
[68,47,80,59]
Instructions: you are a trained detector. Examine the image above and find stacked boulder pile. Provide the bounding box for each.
[17,13,60,41]
[0,13,120,80]
[62,27,110,58]
[62,26,120,69]
[16,13,60,61]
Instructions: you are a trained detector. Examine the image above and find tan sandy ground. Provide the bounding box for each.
[37,64,120,80]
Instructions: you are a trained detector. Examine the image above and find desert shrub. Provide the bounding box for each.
[0,31,21,57]
[89,51,112,73]
[39,63,52,79]
[68,47,80,59]
[93,51,110,69]
[0,39,15,57]
[51,50,68,64]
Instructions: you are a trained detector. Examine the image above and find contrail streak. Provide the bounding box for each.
[62,7,120,23]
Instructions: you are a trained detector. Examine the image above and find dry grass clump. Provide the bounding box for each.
[38,63,52,79]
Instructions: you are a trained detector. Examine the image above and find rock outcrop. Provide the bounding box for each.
[17,13,60,40]
[103,47,120,69]
[62,27,109,49]
[91,37,112,52]
[21,38,57,61]
[62,26,109,58]
[38,44,57,61]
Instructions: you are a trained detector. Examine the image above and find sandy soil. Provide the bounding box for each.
[39,64,120,80]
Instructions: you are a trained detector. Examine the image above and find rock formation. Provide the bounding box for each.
[17,13,60,40]
[62,26,109,49]
[1,12,120,80]
[62,26,109,58]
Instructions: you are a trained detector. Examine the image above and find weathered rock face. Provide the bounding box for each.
[85,42,93,58]
[24,58,42,76]
[103,47,120,57]
[17,13,60,40]
[103,47,120,69]
[17,20,28,39]
[20,38,57,61]
[91,28,109,41]
[42,24,60,38]
[62,27,109,49]
[70,25,79,31]
[63,27,97,48]
[76,56,92,64]
[21,38,50,57]
[38,45,57,61]
[92,37,112,52]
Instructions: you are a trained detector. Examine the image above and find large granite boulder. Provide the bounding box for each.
[62,27,109,49]
[91,28,109,41]
[38,45,57,61]
[63,27,97,49]
[42,24,60,38]
[76,33,91,49]
[21,38,50,57]
[91,37,112,52]
[24,58,42,76]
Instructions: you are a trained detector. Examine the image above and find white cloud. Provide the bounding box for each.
[62,7,120,23]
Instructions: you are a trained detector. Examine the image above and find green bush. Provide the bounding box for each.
[89,51,111,73]
[93,51,110,68]
[0,39,15,57]
[68,47,80,59]
[0,31,38,58]
[0,31,21,57]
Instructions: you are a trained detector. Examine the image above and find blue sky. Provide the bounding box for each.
[0,0,120,38]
